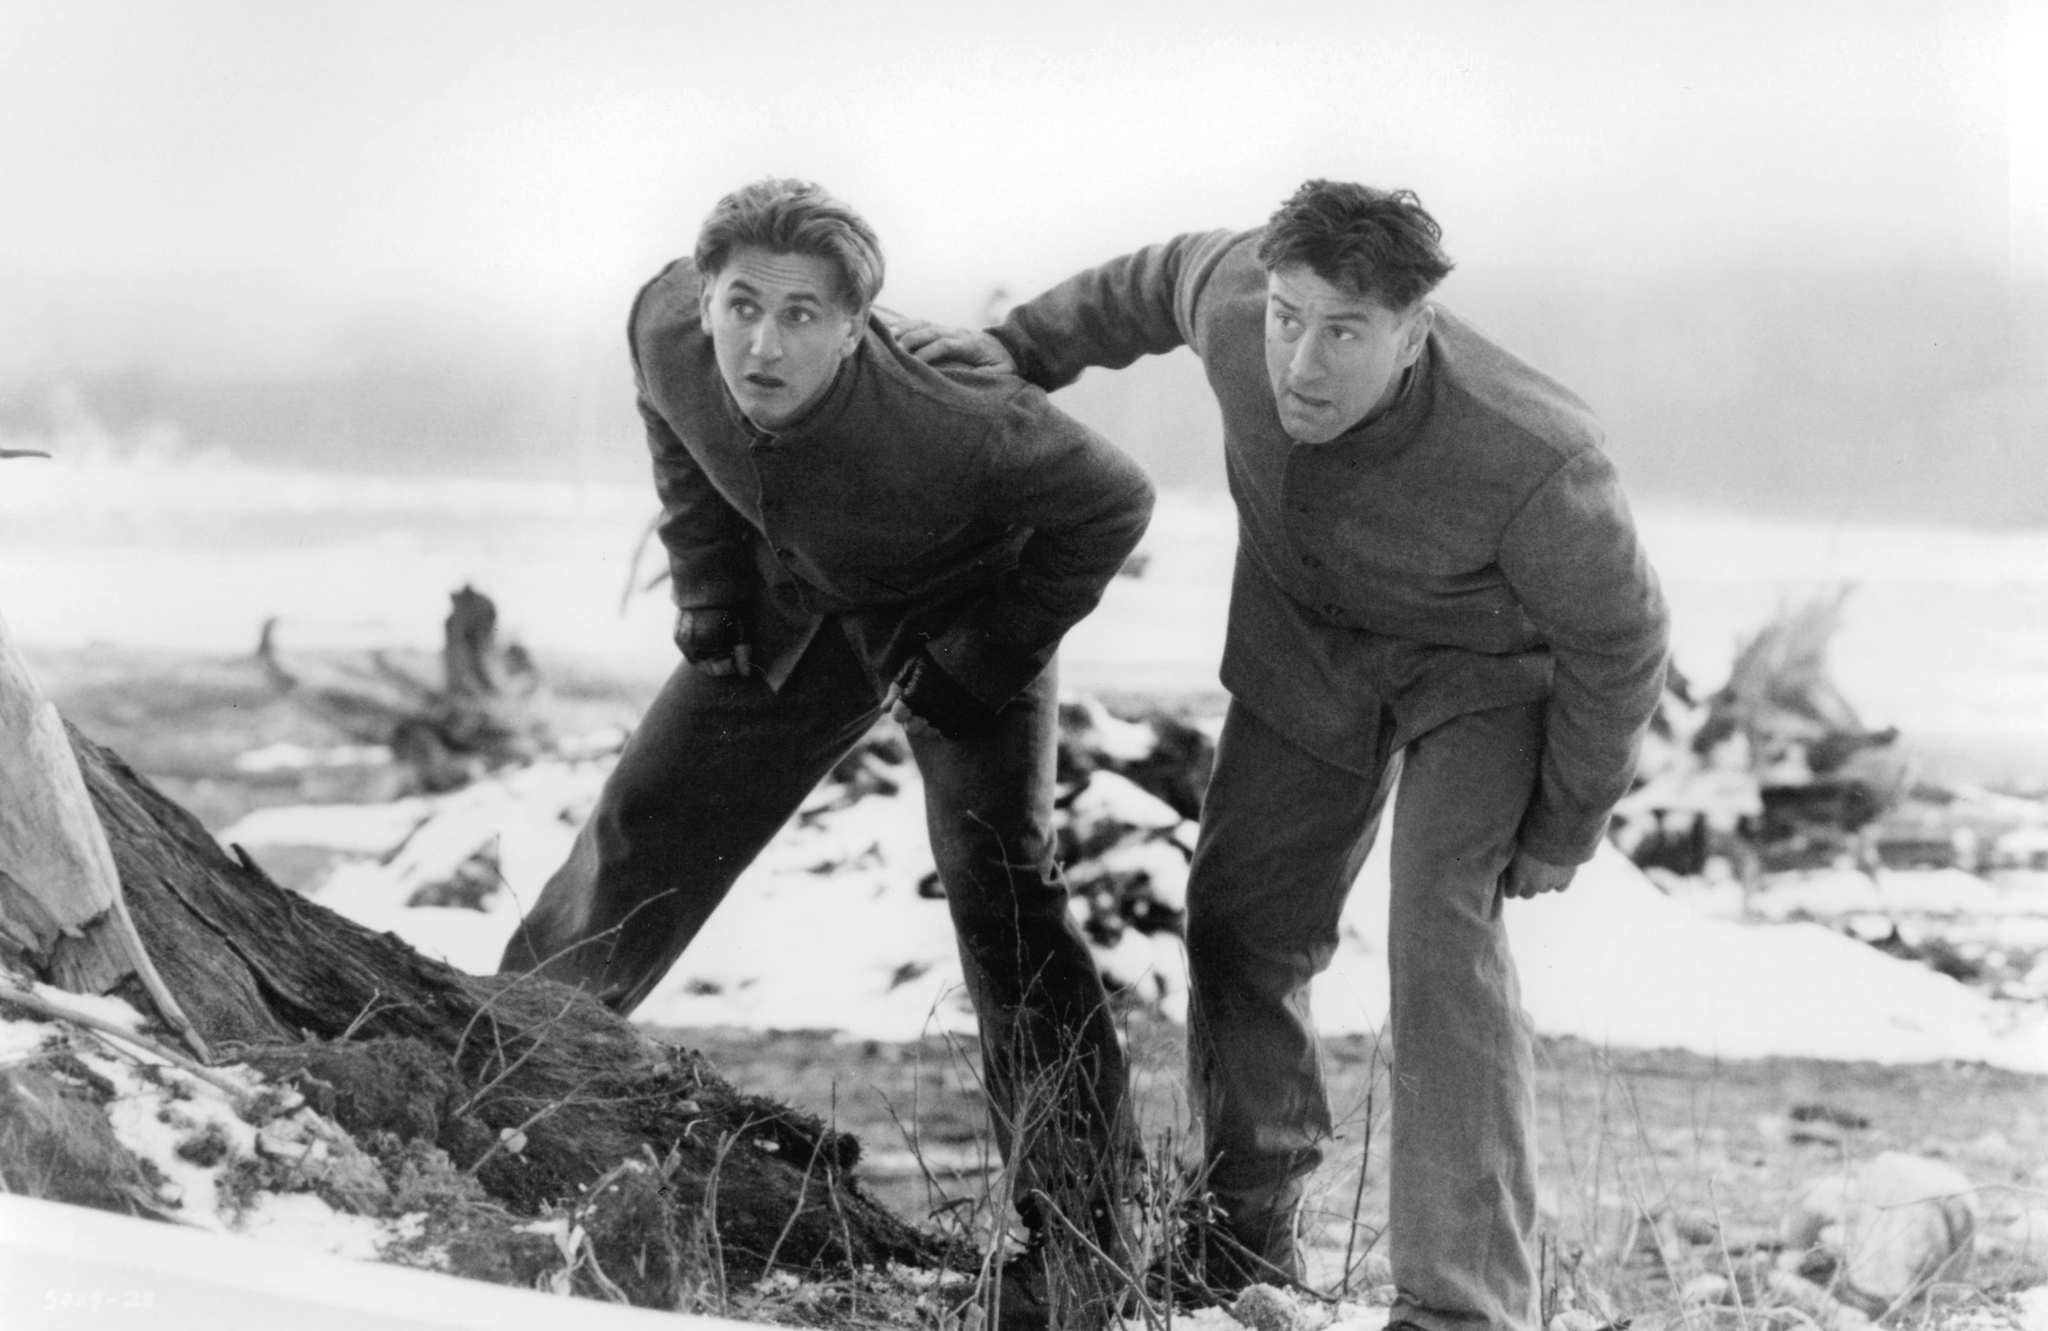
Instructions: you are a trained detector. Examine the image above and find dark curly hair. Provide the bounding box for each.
[1255,180,1454,310]
[694,178,885,312]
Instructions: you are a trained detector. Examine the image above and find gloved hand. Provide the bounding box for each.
[674,605,752,677]
[884,649,997,740]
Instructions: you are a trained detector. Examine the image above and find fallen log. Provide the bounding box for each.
[258,585,553,792]
[3,707,954,1302]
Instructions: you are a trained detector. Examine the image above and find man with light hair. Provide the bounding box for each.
[500,178,1154,1329]
[900,179,1670,1331]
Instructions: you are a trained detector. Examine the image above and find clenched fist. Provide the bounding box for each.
[675,605,753,677]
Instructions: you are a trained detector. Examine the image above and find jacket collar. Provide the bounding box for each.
[1329,335,1436,449]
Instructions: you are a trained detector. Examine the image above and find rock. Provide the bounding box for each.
[1668,1209,1721,1246]
[1782,1152,1977,1306]
[1548,1311,1600,1331]
[1230,1283,1314,1331]
[1680,1273,1731,1306]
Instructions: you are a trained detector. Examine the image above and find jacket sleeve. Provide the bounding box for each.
[1497,450,1671,864]
[641,394,757,610]
[990,231,1239,391]
[626,278,756,611]
[925,392,1156,709]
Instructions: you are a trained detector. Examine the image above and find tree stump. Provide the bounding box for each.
[5,721,955,1299]
[257,585,553,792]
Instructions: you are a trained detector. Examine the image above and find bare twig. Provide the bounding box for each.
[453,992,581,1117]
[761,1118,831,1276]
[1029,1187,1166,1331]
[0,981,248,1106]
[337,988,394,1043]
[1341,1074,1378,1294]
[462,1072,602,1176]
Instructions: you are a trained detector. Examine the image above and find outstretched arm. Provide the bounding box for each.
[895,231,1241,389]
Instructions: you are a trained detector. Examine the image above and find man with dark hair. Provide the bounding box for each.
[899,179,1669,1331]
[500,178,1153,1329]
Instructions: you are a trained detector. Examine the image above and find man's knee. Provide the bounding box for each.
[940,841,1067,938]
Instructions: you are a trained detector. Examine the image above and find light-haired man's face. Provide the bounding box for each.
[701,246,864,431]
[1263,264,1433,444]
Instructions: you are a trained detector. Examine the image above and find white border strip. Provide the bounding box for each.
[0,1193,763,1331]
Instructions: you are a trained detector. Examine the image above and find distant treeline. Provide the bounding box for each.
[2,266,2042,528]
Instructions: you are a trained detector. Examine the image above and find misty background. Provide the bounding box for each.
[2,0,2044,526]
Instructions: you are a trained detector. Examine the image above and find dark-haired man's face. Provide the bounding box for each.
[701,247,864,431]
[1263,265,1433,444]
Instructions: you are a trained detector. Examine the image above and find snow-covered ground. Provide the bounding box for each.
[5,454,2048,1070]
[213,735,2048,1073]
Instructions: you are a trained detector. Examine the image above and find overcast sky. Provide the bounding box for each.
[1,0,2041,380]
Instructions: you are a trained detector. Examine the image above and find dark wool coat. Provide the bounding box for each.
[632,259,1155,712]
[992,230,1670,864]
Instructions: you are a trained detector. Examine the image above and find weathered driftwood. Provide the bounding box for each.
[2,719,951,1298]
[0,608,203,1055]
[258,585,551,791]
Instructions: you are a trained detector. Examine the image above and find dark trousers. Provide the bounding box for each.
[499,626,1136,1214]
[1185,699,1543,1331]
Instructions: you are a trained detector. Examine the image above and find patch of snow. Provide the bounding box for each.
[84,1045,259,1229]
[34,1017,416,1263]
[221,799,433,854]
[2016,1283,2048,1331]
[235,742,395,773]
[1070,771,1183,834]
[0,1016,57,1059]
[237,1191,390,1260]
[1874,868,2028,916]
[1317,833,2048,1072]
[1749,869,1887,920]
[1082,838,1193,913]
[1063,695,1160,763]
[29,982,150,1034]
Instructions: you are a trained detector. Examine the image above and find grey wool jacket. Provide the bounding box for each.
[992,230,1670,865]
[631,258,1155,712]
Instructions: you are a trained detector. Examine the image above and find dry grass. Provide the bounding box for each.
[665,1015,2048,1331]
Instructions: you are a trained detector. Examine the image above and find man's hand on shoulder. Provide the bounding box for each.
[1501,848,1577,900]
[884,650,996,741]
[675,605,752,678]
[882,313,1018,374]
